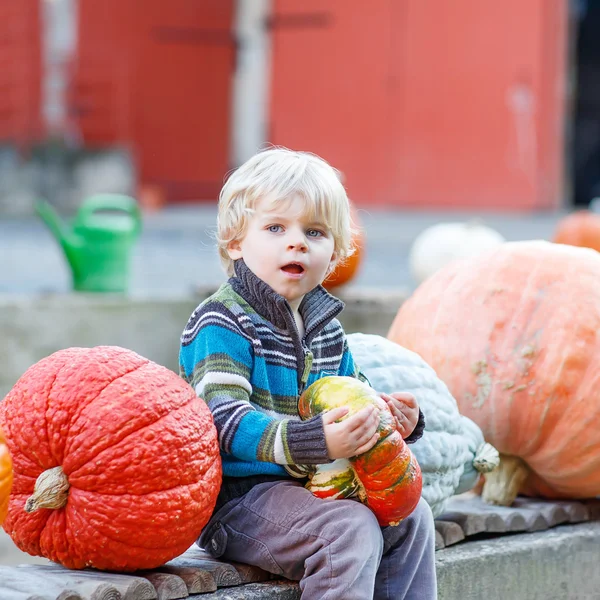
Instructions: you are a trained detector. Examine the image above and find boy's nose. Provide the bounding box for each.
[288,236,308,252]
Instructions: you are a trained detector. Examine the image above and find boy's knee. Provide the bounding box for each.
[411,497,435,533]
[327,500,384,555]
[382,497,436,553]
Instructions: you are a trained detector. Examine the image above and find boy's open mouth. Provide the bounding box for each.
[281,263,305,274]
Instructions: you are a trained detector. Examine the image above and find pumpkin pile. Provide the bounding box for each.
[0,426,12,526]
[389,240,600,505]
[298,376,422,526]
[0,346,221,571]
[347,333,499,517]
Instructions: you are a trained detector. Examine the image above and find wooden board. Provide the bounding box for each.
[1,494,599,598]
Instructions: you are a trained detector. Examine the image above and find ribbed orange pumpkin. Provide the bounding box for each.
[388,240,600,506]
[323,204,364,289]
[553,210,600,252]
[0,346,221,571]
[0,426,12,526]
[299,376,422,525]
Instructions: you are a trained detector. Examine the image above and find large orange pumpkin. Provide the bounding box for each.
[323,204,364,289]
[388,240,600,506]
[553,210,600,252]
[0,426,12,526]
[0,346,221,571]
[299,376,422,525]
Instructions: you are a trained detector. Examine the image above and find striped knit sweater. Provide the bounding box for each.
[179,259,424,507]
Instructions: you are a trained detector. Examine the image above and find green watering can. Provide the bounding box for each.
[36,194,142,293]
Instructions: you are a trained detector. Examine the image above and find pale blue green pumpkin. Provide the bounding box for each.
[345,333,499,517]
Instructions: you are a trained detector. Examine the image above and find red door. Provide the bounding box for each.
[0,0,42,144]
[70,0,235,201]
[269,0,567,210]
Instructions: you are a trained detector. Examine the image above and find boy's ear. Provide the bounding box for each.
[327,251,339,274]
[227,239,243,260]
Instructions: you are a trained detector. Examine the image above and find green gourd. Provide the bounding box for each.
[346,333,499,516]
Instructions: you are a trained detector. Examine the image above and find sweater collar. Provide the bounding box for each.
[229,259,344,341]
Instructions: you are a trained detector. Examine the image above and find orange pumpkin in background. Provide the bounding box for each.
[323,204,364,289]
[553,210,600,252]
[0,426,12,525]
[388,240,600,507]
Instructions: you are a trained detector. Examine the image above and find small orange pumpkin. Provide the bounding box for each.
[299,376,422,525]
[323,204,364,289]
[0,425,12,526]
[553,210,600,253]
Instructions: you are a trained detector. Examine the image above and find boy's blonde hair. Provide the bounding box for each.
[217,147,356,276]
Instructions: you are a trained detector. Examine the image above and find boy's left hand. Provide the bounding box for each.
[380,392,419,439]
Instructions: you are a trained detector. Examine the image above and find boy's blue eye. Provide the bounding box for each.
[268,225,283,233]
[307,229,324,238]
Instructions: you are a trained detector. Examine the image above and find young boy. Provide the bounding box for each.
[179,148,437,599]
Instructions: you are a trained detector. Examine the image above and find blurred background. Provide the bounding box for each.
[1,0,598,295]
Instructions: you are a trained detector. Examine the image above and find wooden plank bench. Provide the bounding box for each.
[1,494,599,600]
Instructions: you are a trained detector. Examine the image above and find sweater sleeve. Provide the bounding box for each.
[180,304,330,465]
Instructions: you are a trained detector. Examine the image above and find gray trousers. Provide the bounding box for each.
[199,480,437,600]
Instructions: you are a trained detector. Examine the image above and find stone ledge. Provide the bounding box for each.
[436,522,600,600]
[0,288,409,398]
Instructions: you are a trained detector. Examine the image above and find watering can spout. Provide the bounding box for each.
[35,199,85,283]
[35,199,80,253]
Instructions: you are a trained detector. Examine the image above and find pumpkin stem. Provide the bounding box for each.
[25,466,70,513]
[481,454,529,506]
[473,442,501,474]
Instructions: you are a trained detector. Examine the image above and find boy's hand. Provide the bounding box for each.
[381,392,419,439]
[322,405,380,459]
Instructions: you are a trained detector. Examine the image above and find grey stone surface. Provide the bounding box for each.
[436,522,600,600]
[0,288,407,399]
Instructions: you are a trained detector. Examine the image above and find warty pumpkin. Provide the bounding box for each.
[346,333,499,516]
[0,346,221,571]
[298,376,422,526]
[388,240,600,506]
[0,426,12,526]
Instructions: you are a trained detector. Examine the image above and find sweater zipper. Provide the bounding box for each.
[298,347,313,395]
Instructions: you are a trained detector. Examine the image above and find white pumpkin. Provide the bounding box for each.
[346,333,499,517]
[409,221,505,284]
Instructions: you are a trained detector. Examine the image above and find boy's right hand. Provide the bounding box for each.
[322,405,380,459]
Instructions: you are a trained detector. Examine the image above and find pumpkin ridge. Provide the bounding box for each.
[62,504,200,552]
[59,468,221,553]
[63,362,191,473]
[1,347,87,471]
[70,449,222,496]
[48,348,120,465]
[61,359,150,460]
[0,414,48,486]
[66,395,214,487]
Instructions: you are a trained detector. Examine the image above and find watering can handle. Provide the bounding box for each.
[75,194,142,235]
